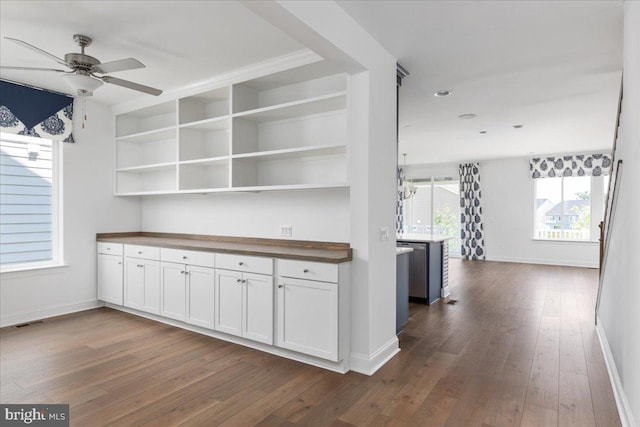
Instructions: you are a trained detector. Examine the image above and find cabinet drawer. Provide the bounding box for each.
[161,248,215,268]
[278,259,338,283]
[216,253,272,275]
[97,242,123,256]
[124,244,160,259]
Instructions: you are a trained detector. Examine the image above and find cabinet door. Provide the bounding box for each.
[98,253,123,305]
[161,262,186,321]
[186,265,215,329]
[214,269,243,337]
[244,272,273,344]
[124,258,145,310]
[276,277,338,361]
[142,259,161,315]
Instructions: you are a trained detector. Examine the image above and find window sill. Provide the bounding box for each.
[1,263,69,277]
[532,239,599,244]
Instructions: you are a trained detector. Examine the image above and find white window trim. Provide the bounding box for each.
[532,175,604,243]
[0,133,64,273]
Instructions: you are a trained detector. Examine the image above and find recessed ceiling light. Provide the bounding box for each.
[513,124,524,128]
[479,130,487,134]
[434,90,452,97]
[458,113,477,119]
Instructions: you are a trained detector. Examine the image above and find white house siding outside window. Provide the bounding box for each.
[534,175,607,241]
[0,132,61,271]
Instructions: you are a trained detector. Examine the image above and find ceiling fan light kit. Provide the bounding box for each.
[1,34,162,97]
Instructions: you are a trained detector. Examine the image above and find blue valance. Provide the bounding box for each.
[0,80,74,142]
[530,153,612,179]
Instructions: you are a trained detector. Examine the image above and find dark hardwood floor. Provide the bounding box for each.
[0,260,621,426]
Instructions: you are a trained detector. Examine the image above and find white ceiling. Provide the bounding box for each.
[338,0,624,165]
[0,1,303,106]
[1,1,624,166]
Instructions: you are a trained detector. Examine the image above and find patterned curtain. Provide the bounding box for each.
[0,80,74,142]
[396,167,405,234]
[530,153,611,178]
[459,163,485,260]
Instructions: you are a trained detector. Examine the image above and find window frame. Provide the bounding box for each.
[0,132,64,273]
[532,174,604,243]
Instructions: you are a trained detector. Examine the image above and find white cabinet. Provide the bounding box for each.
[186,265,216,329]
[114,61,347,195]
[160,262,188,321]
[124,245,161,315]
[215,257,274,345]
[276,259,346,362]
[98,251,123,305]
[160,248,215,328]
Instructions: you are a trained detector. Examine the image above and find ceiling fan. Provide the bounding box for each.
[1,34,162,97]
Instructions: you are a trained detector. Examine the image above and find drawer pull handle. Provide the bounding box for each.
[138,251,143,254]
[118,262,122,265]
[303,269,310,273]
[183,256,188,260]
[238,262,244,266]
[106,248,111,250]
[278,285,283,288]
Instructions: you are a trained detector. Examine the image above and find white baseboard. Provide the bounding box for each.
[596,317,637,427]
[0,299,103,328]
[350,336,400,375]
[486,255,598,268]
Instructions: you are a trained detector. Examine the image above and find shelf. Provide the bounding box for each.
[179,87,229,125]
[179,116,229,132]
[116,101,176,137]
[179,161,229,191]
[114,66,348,196]
[232,92,346,123]
[232,144,346,161]
[116,126,176,143]
[179,156,230,166]
[116,162,176,173]
[116,166,177,194]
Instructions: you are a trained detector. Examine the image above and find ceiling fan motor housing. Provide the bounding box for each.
[64,52,100,72]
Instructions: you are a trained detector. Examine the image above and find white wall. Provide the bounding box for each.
[482,157,599,267]
[407,157,600,267]
[597,2,640,425]
[141,189,349,241]
[0,100,141,327]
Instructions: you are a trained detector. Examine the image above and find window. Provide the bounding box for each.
[534,175,606,241]
[0,133,61,270]
[402,177,461,256]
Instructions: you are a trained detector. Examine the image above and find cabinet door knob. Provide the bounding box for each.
[118,262,122,264]
[236,278,242,283]
[106,247,111,250]
[181,271,185,274]
[138,251,143,254]
[278,285,283,288]
[183,256,188,260]
[238,262,244,266]
[303,269,310,273]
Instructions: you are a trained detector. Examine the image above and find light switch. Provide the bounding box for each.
[380,226,390,241]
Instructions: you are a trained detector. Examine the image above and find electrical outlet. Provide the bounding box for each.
[280,224,292,237]
[380,226,390,241]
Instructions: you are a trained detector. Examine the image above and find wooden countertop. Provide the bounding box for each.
[96,232,352,263]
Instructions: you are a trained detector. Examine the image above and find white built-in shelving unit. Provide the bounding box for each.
[114,63,348,195]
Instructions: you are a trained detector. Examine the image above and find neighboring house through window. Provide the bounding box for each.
[0,132,61,270]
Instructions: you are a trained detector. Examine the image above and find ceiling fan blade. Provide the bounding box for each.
[92,58,145,74]
[1,66,66,73]
[100,75,162,96]
[4,37,68,67]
